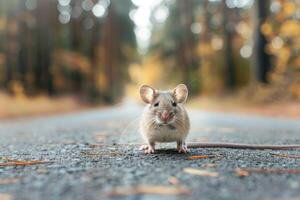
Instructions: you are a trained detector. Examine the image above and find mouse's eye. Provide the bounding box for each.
[172,102,177,107]
[154,102,159,107]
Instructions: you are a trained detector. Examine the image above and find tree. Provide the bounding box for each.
[4,1,19,92]
[253,0,270,83]
[35,0,54,94]
[222,0,235,90]
[100,0,136,102]
[17,0,30,91]
[150,0,200,94]
[177,0,196,86]
[0,0,137,102]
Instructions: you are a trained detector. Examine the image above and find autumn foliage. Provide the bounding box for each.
[0,0,299,110]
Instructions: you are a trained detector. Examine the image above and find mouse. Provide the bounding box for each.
[138,84,300,154]
[139,84,190,154]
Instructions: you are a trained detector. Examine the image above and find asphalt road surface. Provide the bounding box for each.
[0,101,300,200]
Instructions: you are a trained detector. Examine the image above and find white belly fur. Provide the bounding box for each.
[144,125,187,143]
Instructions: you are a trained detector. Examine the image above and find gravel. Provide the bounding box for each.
[0,103,300,200]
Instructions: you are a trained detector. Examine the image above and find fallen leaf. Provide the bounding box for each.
[0,193,11,200]
[0,159,51,167]
[187,155,216,160]
[202,163,217,168]
[80,151,123,156]
[94,132,107,143]
[0,157,14,162]
[0,178,19,185]
[235,168,250,177]
[183,168,219,177]
[36,168,48,174]
[107,185,191,196]
[95,136,106,143]
[238,168,300,174]
[88,144,107,148]
[168,176,179,185]
[270,153,300,159]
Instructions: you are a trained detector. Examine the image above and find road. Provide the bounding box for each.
[0,101,300,200]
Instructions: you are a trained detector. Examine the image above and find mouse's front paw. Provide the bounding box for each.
[144,146,155,154]
[139,145,149,151]
[177,145,189,153]
[140,145,155,154]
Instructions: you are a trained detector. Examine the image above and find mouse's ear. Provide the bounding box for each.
[172,84,188,103]
[140,85,157,104]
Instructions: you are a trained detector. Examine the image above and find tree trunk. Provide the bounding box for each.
[36,0,54,94]
[102,5,114,102]
[17,0,28,91]
[222,0,235,90]
[4,10,18,91]
[102,3,121,103]
[88,19,101,102]
[71,18,81,52]
[177,0,195,87]
[253,0,270,83]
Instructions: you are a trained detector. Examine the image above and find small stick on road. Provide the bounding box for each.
[237,168,300,174]
[0,157,52,167]
[270,153,300,159]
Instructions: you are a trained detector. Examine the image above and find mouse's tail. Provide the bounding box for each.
[187,142,300,150]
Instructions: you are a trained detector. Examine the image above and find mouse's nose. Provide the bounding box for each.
[161,110,170,122]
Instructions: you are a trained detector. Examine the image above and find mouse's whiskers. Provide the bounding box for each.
[116,116,141,143]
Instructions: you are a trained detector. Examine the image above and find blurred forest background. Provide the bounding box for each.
[0,0,300,118]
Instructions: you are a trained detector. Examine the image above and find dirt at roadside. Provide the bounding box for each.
[189,96,300,119]
[0,93,89,120]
